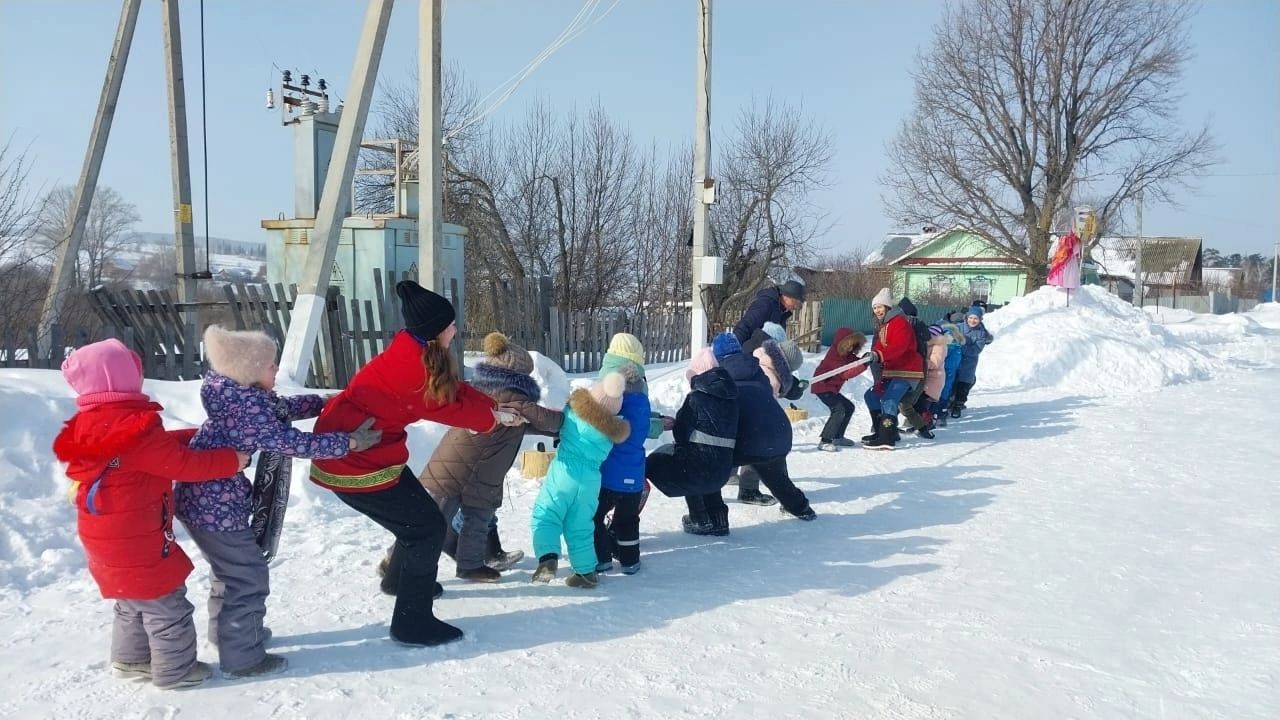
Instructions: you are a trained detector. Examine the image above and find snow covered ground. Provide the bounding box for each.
[1,288,1277,719]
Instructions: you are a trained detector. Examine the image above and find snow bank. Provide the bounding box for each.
[979,285,1222,395]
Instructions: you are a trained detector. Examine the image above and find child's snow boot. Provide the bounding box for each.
[531,555,558,583]
[565,571,599,588]
[154,661,213,690]
[110,661,151,680]
[485,526,525,571]
[226,653,289,679]
[737,488,777,506]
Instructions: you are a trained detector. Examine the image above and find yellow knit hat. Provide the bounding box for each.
[606,333,645,365]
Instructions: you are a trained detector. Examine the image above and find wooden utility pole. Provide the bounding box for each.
[690,0,713,353]
[37,0,142,351]
[1135,188,1144,307]
[278,0,396,385]
[419,0,442,294]
[160,0,200,312]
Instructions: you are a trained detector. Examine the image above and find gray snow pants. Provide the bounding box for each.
[184,525,270,673]
[434,494,496,571]
[110,585,198,687]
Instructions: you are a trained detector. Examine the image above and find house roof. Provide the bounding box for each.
[888,225,1022,266]
[865,231,936,265]
[1090,236,1202,286]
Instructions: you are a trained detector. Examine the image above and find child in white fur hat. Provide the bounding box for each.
[174,326,381,677]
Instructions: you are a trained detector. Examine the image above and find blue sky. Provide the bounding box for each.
[1,0,1277,256]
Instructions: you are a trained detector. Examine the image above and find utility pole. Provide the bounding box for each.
[37,0,142,352]
[1272,237,1278,304]
[279,0,395,384]
[160,0,200,314]
[1135,188,1144,307]
[690,0,712,353]
[419,0,442,295]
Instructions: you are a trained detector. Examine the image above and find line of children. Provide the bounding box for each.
[53,339,251,689]
[175,326,381,678]
[932,324,965,428]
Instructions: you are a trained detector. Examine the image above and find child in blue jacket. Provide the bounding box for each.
[933,324,964,427]
[951,307,994,417]
[592,333,665,576]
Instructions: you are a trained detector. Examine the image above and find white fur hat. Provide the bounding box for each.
[203,325,278,387]
[871,287,894,307]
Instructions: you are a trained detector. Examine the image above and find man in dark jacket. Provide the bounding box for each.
[733,280,806,353]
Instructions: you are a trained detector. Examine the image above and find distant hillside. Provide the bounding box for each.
[133,232,264,257]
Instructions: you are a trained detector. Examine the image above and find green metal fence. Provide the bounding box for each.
[818,298,965,346]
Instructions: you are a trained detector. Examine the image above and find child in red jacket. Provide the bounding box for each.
[53,339,248,689]
[809,328,867,451]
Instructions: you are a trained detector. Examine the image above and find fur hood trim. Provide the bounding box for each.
[471,363,541,402]
[940,323,966,345]
[568,388,631,443]
[203,325,278,387]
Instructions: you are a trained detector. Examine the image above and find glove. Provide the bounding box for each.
[858,351,874,363]
[348,417,382,452]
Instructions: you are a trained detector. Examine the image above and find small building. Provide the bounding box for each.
[871,226,1030,305]
[1090,236,1204,299]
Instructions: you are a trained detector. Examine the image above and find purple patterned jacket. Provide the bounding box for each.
[174,372,349,532]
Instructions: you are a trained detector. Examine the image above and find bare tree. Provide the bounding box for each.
[704,97,834,328]
[0,137,47,277]
[354,62,483,215]
[884,0,1216,289]
[38,185,141,289]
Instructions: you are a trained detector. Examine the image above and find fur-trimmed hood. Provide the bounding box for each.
[471,362,541,402]
[833,328,866,356]
[568,387,631,443]
[754,340,794,397]
[940,323,966,345]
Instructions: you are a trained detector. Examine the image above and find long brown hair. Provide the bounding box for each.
[420,339,460,405]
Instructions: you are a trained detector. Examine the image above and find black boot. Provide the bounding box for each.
[682,495,715,535]
[864,415,898,450]
[485,525,524,571]
[737,488,778,506]
[861,410,883,444]
[918,421,935,439]
[707,507,730,536]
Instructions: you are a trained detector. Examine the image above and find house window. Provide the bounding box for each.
[969,275,992,302]
[929,274,953,295]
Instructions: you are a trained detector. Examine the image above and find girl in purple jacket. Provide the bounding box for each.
[174,326,379,678]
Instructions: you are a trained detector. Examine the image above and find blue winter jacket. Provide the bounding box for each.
[957,323,994,384]
[732,287,792,346]
[645,367,739,498]
[940,344,962,403]
[599,392,653,493]
[719,351,792,462]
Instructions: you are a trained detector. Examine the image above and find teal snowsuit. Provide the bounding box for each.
[531,396,624,574]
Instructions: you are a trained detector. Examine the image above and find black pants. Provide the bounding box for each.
[742,455,810,515]
[952,380,974,407]
[593,488,643,567]
[817,392,854,442]
[335,468,446,639]
[686,490,729,516]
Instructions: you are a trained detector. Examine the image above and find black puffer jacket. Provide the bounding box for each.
[718,351,792,463]
[646,367,738,498]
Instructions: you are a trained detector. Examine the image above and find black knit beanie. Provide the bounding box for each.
[396,280,455,340]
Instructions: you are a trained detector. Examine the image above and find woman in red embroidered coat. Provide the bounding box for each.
[311,281,513,647]
[53,338,247,688]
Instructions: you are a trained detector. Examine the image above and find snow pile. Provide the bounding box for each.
[979,285,1222,395]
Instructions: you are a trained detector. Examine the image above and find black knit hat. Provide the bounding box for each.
[779,280,806,302]
[396,280,455,339]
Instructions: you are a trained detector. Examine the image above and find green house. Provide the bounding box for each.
[882,226,1030,305]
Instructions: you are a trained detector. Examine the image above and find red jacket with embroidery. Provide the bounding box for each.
[310,331,498,493]
[52,400,242,600]
[873,309,925,381]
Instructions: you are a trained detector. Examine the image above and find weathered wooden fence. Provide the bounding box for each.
[4,268,692,385]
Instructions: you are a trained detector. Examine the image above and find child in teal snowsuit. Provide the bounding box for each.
[530,372,630,588]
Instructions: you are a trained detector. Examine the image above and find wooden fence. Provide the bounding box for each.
[3,268,692,385]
